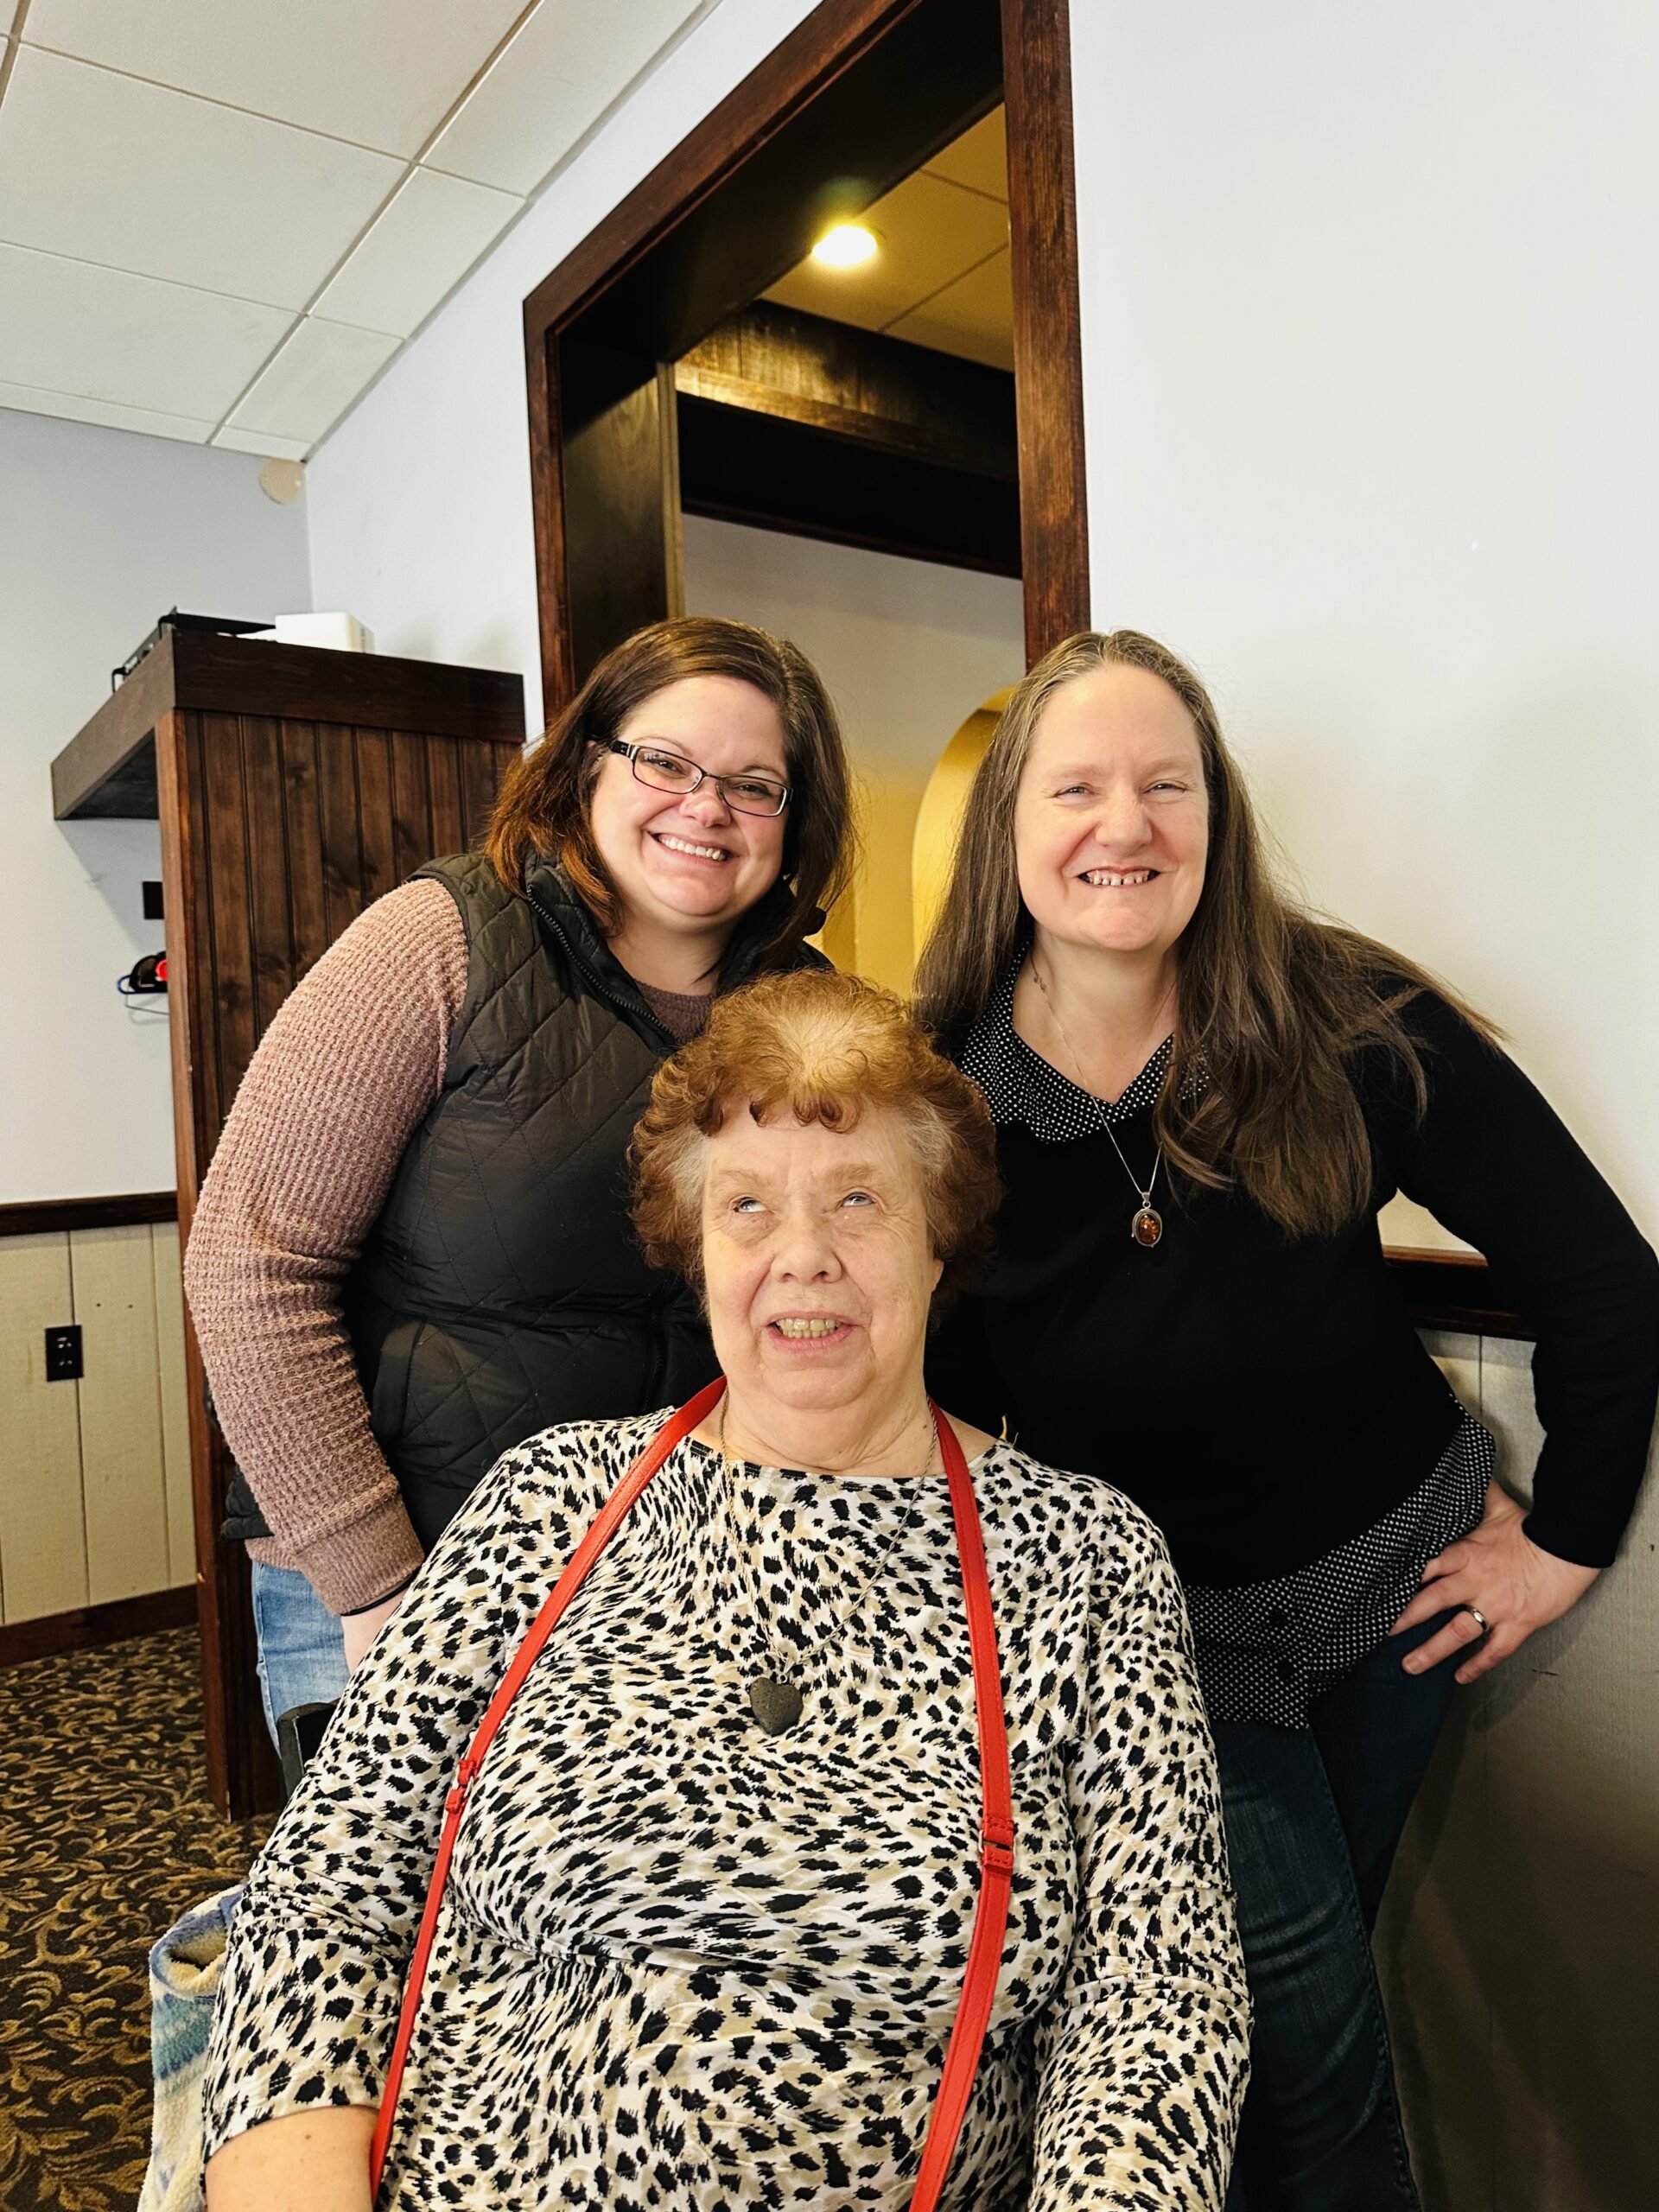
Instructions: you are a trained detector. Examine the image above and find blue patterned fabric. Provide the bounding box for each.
[138,1888,242,2212]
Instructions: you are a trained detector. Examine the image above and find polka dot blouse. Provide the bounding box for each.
[957,955,1494,1728]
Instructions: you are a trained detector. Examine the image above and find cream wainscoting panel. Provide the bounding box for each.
[1382,1333,1659,2212]
[150,1222,197,1591]
[0,1230,89,1622]
[67,1222,172,1605]
[1418,1328,1480,1423]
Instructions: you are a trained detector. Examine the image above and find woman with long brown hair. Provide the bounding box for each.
[917,630,1659,2211]
[185,615,851,1738]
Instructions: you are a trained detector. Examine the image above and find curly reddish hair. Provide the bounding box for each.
[630,970,1000,1309]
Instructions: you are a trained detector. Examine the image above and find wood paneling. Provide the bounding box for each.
[147,677,524,1817]
[168,714,524,1173]
[1002,0,1090,659]
[679,398,1022,576]
[0,1231,88,1624]
[674,301,1021,575]
[677,302,1018,480]
[70,1222,172,1606]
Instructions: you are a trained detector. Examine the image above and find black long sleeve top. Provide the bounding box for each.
[931,973,1659,1591]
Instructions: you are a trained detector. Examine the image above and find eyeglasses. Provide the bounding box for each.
[604,739,791,818]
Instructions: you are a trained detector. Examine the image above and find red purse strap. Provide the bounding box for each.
[370,1386,1013,2204]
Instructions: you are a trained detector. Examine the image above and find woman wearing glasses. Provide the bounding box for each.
[184,616,852,1729]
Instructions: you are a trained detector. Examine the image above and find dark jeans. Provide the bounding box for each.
[1213,1620,1458,2212]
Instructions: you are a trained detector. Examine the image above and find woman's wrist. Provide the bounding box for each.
[340,1576,413,1620]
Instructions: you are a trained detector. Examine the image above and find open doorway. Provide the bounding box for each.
[678,102,1025,989]
[522,1,1089,969]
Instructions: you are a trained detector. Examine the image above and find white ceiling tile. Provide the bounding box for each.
[923,109,1007,203]
[0,378,215,442]
[887,249,1014,371]
[213,424,312,462]
[22,0,528,156]
[228,318,401,445]
[0,47,404,309]
[312,168,522,339]
[425,0,701,194]
[0,241,295,418]
[764,173,1009,332]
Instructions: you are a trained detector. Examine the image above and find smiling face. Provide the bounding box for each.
[699,1105,943,1424]
[587,674,791,943]
[1013,662,1210,963]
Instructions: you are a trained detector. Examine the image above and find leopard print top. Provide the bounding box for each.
[202,1415,1249,2209]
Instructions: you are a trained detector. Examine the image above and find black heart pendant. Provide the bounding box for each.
[749,1678,804,1735]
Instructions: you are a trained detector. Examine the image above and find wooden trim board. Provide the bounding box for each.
[0,1192,177,1239]
[0,1584,196,1669]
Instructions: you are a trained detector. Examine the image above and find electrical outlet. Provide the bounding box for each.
[44,1325,83,1382]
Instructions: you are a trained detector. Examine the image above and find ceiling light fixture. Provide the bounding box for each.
[810,223,879,270]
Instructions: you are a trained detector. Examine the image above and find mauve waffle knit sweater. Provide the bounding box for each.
[182,879,711,1614]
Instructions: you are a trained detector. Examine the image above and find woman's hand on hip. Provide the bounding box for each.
[1389,1479,1599,1685]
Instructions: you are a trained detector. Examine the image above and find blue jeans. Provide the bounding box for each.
[1215,1621,1458,2212]
[249,1560,350,1749]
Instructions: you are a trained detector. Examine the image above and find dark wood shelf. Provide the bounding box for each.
[52,631,526,821]
[44,636,526,1817]
[1383,1245,1532,1341]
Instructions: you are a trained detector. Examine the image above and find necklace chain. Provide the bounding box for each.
[1028,954,1168,1246]
[716,1399,933,1675]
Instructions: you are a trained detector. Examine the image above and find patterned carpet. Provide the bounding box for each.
[0,1628,269,2212]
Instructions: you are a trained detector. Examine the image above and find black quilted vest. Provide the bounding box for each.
[225,851,816,1554]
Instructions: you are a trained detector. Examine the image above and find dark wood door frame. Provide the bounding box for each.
[523,0,1088,711]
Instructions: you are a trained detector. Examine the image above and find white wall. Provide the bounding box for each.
[682,517,1025,990]
[303,0,820,714]
[1069,6,1659,2204]
[1072,0,1659,1230]
[0,407,309,1202]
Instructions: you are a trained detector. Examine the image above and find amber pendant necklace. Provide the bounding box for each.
[717,1401,931,1733]
[1029,954,1166,1249]
[1102,1121,1164,1248]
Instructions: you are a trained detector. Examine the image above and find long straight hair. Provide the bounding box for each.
[486,617,853,972]
[914,630,1491,1238]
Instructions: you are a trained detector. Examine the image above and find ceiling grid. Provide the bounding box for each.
[0,0,710,457]
[0,7,1012,465]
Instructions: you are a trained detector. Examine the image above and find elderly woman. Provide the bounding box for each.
[200,969,1249,2211]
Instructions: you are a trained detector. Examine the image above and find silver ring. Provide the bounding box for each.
[1461,1604,1490,1633]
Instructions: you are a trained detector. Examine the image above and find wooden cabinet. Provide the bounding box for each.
[52,632,525,1815]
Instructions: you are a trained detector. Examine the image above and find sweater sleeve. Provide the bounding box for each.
[1027,1509,1250,2210]
[1380,991,1659,1567]
[182,878,468,1613]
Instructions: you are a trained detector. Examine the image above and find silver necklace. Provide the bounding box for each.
[716,1399,935,1734]
[1029,955,1166,1249]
